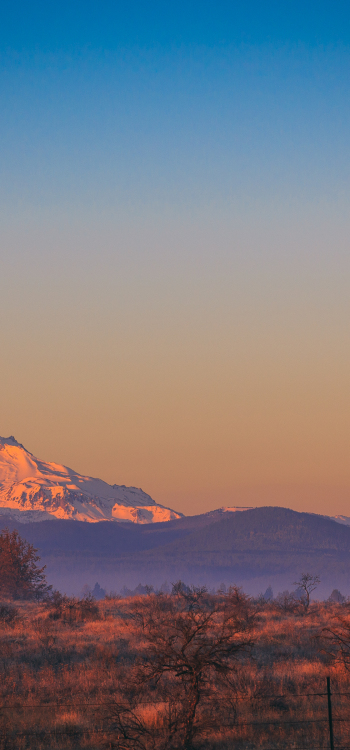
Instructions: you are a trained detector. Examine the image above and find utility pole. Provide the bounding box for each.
[327,676,334,750]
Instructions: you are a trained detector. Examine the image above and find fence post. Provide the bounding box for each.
[327,676,334,750]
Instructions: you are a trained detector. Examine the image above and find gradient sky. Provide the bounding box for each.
[1,1,350,516]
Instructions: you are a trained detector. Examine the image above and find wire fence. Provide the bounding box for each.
[1,678,350,748]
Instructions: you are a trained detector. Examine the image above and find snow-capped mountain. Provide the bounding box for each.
[0,436,182,524]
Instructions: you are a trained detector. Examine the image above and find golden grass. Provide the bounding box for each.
[1,596,350,749]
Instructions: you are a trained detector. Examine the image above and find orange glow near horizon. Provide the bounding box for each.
[1,204,349,518]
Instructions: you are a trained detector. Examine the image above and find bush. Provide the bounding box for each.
[0,602,19,626]
[110,584,255,749]
[275,590,302,614]
[47,592,100,625]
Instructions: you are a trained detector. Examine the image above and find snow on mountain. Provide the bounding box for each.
[0,436,182,524]
[329,515,350,527]
[204,506,253,516]
[0,438,346,528]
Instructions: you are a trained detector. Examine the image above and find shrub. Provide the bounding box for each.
[0,602,19,626]
[47,592,100,625]
[275,590,302,613]
[110,584,255,749]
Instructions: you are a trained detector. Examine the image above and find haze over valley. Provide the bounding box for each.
[1,435,350,598]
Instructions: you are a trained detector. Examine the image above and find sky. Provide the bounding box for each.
[1,1,350,516]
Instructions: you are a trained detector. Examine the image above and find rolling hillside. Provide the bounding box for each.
[3,506,350,597]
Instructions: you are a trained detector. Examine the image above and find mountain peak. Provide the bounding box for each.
[0,435,25,449]
[0,437,182,525]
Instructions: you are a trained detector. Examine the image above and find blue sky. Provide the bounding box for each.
[1,1,350,212]
[2,1,350,50]
[1,2,350,515]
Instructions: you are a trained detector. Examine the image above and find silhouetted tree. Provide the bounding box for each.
[293,573,320,609]
[328,589,346,604]
[0,528,51,600]
[92,582,106,600]
[109,584,255,749]
[263,586,273,601]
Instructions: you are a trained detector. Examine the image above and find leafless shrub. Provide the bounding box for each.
[320,614,350,669]
[275,590,303,614]
[107,584,254,749]
[47,591,100,625]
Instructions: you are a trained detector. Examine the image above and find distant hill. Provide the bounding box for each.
[139,507,350,587]
[3,506,350,598]
[151,506,350,555]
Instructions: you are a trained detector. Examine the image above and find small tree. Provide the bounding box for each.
[0,528,51,600]
[293,573,320,609]
[110,584,255,749]
[263,586,273,602]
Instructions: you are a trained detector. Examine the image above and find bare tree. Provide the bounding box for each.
[108,584,255,749]
[293,573,320,610]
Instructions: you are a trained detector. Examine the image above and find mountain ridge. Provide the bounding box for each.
[3,506,350,596]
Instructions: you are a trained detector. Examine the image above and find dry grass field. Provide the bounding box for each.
[1,590,350,749]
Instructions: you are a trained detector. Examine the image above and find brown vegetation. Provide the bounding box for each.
[0,528,51,600]
[1,586,350,749]
[110,584,254,749]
